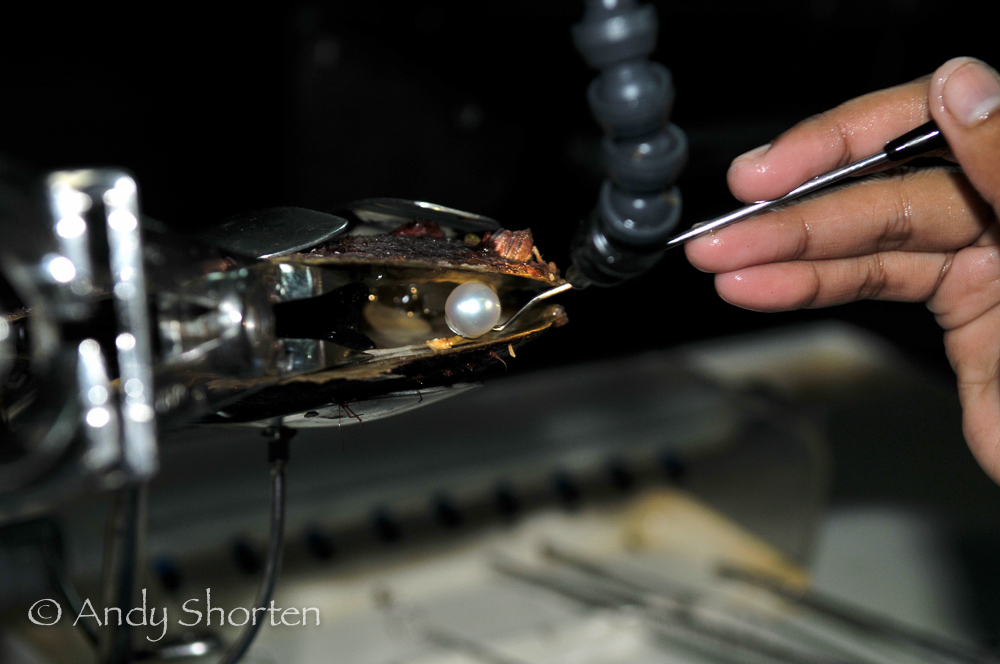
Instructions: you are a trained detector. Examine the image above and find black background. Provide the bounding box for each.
[2,1,998,378]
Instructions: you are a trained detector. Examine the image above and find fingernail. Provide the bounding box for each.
[733,143,771,163]
[942,59,1000,126]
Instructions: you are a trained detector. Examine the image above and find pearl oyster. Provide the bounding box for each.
[205,199,568,427]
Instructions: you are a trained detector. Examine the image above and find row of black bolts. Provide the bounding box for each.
[154,452,685,591]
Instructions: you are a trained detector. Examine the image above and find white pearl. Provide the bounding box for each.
[445,281,501,338]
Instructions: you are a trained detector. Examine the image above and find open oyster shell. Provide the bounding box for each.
[203,199,568,426]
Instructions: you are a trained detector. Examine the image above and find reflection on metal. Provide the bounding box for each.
[665,152,888,249]
[0,313,11,389]
[665,122,946,249]
[492,282,573,333]
[155,267,277,381]
[1,169,159,520]
[338,198,500,236]
[100,485,147,664]
[69,170,158,478]
[77,339,120,473]
[197,207,350,259]
[141,633,222,660]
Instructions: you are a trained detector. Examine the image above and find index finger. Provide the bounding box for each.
[728,77,932,203]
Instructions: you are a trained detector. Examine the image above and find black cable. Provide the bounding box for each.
[217,426,292,664]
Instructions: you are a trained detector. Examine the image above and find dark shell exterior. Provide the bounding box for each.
[295,226,561,285]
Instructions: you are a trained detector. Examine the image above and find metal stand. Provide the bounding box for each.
[217,425,292,664]
[95,426,292,664]
[99,485,147,664]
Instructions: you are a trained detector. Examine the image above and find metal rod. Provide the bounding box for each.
[492,282,573,333]
[493,557,850,664]
[99,485,147,664]
[217,428,290,664]
[540,543,692,601]
[374,587,535,664]
[43,544,99,648]
[719,563,999,664]
[493,557,635,609]
[665,152,889,248]
[541,544,903,664]
[422,626,535,664]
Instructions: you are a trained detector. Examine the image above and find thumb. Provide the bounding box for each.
[929,57,1000,211]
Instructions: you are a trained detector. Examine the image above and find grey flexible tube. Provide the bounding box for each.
[568,0,687,287]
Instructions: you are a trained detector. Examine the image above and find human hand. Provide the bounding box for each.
[685,57,1000,482]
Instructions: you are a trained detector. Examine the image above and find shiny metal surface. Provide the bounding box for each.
[270,261,328,303]
[99,485,146,664]
[665,152,889,248]
[31,170,160,479]
[272,338,372,377]
[155,267,277,380]
[337,198,500,236]
[1,169,159,520]
[492,282,573,333]
[99,172,158,479]
[143,634,221,660]
[197,207,350,259]
[217,435,287,664]
[267,262,370,378]
[0,314,11,387]
[76,339,121,476]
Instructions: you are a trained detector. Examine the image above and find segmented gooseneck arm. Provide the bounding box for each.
[568,0,687,288]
